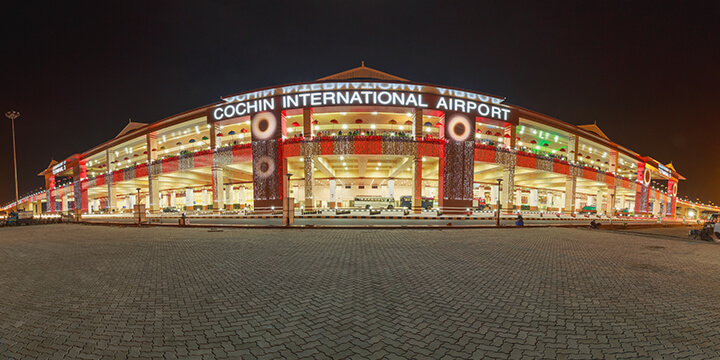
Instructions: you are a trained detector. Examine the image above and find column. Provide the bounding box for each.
[329,179,337,209]
[304,156,314,210]
[558,194,565,212]
[596,189,604,215]
[238,186,246,209]
[514,189,522,210]
[212,165,224,213]
[605,186,616,216]
[608,150,618,175]
[635,162,650,214]
[148,175,160,214]
[388,179,395,199]
[170,191,176,209]
[413,109,423,139]
[529,189,538,211]
[185,188,194,211]
[146,133,159,214]
[490,185,499,210]
[107,182,116,213]
[567,134,579,163]
[575,196,582,210]
[564,177,576,214]
[668,179,677,217]
[545,191,553,211]
[501,166,515,214]
[202,189,208,210]
[503,124,517,149]
[129,194,136,209]
[225,184,235,210]
[303,108,314,138]
[412,156,423,213]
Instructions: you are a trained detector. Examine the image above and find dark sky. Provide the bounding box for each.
[1,1,718,206]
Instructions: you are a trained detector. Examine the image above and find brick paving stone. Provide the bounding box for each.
[0,224,720,359]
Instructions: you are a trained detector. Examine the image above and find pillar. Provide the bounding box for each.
[608,150,618,175]
[329,179,337,209]
[303,108,314,138]
[545,191,553,211]
[413,109,423,139]
[107,182,116,213]
[238,186,246,209]
[668,179,677,218]
[568,134,579,163]
[503,124,517,149]
[605,186,616,216]
[514,189,522,209]
[212,165,224,213]
[558,194,565,212]
[564,177,576,214]
[490,185,499,210]
[596,189,604,215]
[304,156,314,210]
[501,166,515,214]
[185,188,194,211]
[129,194,136,209]
[388,179,395,199]
[529,189,539,211]
[412,156,423,213]
[148,175,160,214]
[202,189,208,210]
[635,162,650,214]
[170,191,176,209]
[225,184,235,210]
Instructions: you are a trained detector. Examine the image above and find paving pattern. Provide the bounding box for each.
[0,224,719,359]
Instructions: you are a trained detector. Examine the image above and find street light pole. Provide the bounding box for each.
[5,111,20,212]
[496,178,503,227]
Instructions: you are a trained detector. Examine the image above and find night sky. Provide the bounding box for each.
[1,1,718,206]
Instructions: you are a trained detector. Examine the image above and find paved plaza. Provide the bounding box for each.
[0,225,719,359]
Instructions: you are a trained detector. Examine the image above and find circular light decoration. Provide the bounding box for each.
[643,168,651,185]
[671,182,678,196]
[446,114,473,141]
[251,111,278,141]
[255,155,276,179]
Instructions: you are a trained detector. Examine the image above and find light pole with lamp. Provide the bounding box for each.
[5,111,20,212]
[495,178,503,227]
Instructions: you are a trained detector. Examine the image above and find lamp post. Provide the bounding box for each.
[5,111,19,212]
[496,178,503,227]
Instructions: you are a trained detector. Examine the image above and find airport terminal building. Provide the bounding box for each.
[2,65,693,217]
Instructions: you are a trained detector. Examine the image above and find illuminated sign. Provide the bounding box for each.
[211,81,518,124]
[52,161,67,175]
[658,164,671,178]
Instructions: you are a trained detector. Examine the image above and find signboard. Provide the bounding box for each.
[658,164,671,178]
[211,81,519,125]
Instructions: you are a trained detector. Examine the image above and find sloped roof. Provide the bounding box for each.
[115,119,148,138]
[665,162,677,173]
[317,62,409,82]
[578,122,610,141]
[37,159,58,176]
